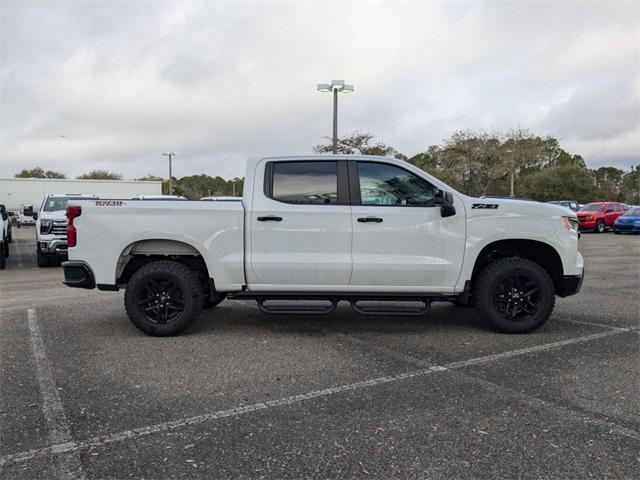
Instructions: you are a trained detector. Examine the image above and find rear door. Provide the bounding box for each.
[604,204,620,226]
[248,159,352,290]
[349,160,465,292]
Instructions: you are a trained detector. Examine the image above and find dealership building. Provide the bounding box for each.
[0,178,162,212]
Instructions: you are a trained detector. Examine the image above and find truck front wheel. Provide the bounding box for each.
[473,257,555,333]
[124,260,204,336]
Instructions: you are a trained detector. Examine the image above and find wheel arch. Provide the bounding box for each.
[116,239,211,287]
[470,239,564,295]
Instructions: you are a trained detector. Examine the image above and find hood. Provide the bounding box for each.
[615,215,640,223]
[464,196,575,218]
[39,210,67,221]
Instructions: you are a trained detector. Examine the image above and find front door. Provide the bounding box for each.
[349,161,465,292]
[249,159,352,290]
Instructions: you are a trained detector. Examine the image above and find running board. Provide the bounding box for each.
[257,299,338,315]
[350,300,431,316]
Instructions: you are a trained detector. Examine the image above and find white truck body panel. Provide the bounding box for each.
[68,155,583,296]
[72,200,245,290]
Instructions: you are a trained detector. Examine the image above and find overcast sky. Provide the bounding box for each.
[1,1,638,180]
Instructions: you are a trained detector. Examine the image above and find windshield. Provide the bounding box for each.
[623,208,640,216]
[43,197,95,212]
[580,203,604,212]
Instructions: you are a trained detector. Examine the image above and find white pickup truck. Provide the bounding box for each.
[63,155,583,336]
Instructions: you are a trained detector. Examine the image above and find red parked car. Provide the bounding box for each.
[577,202,624,233]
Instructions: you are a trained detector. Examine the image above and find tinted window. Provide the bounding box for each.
[580,203,604,212]
[624,208,640,216]
[272,161,338,205]
[358,162,435,206]
[605,205,617,213]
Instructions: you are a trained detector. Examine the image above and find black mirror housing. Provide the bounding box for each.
[434,189,456,218]
[32,212,38,220]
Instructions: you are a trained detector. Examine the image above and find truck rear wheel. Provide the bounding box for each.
[473,257,555,333]
[0,243,5,269]
[124,260,204,336]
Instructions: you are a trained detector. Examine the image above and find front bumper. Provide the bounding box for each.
[62,261,95,289]
[613,223,640,233]
[39,239,68,255]
[557,272,584,298]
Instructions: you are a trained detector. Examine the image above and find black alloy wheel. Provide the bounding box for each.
[492,274,540,321]
[137,277,186,324]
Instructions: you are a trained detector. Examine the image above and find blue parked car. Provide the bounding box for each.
[613,207,640,234]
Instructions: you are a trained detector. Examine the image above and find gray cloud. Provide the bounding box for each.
[1,1,638,180]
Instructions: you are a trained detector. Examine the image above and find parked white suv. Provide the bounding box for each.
[63,155,583,336]
[36,194,98,267]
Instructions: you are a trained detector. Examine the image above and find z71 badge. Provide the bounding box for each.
[472,203,499,209]
[95,200,124,207]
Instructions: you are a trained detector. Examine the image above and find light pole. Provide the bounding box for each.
[317,80,354,154]
[162,152,176,195]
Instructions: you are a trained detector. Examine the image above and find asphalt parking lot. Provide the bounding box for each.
[1,227,638,479]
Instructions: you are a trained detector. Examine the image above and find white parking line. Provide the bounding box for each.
[338,331,640,441]
[0,325,633,468]
[26,309,85,480]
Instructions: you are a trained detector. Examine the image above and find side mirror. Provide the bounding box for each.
[434,189,456,218]
[32,212,38,220]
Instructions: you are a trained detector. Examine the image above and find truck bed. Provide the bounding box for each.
[70,199,245,290]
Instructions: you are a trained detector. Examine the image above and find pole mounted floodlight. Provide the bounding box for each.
[317,79,354,154]
[162,152,176,195]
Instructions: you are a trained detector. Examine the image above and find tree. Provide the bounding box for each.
[15,167,66,179]
[591,167,625,201]
[77,170,122,180]
[135,174,164,181]
[620,165,639,204]
[314,132,406,159]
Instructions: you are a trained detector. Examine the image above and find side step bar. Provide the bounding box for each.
[351,300,430,316]
[257,299,338,315]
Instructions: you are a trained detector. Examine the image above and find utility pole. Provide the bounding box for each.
[232,180,236,197]
[332,88,338,154]
[162,152,176,195]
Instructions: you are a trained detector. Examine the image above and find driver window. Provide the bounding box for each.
[357,162,435,206]
[605,205,616,213]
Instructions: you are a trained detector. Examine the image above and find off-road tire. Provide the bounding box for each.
[596,220,605,233]
[473,257,555,334]
[3,240,8,258]
[0,242,5,269]
[124,260,204,336]
[37,248,51,267]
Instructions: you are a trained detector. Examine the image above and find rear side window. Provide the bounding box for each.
[357,162,435,206]
[270,161,338,205]
[605,205,617,213]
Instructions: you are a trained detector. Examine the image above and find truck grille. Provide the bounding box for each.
[51,221,67,237]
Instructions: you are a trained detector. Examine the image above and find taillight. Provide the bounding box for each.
[66,206,82,247]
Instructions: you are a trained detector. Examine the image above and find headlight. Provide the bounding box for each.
[562,217,578,231]
[40,219,52,234]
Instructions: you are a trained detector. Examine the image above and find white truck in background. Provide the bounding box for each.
[62,155,584,336]
[35,194,98,267]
